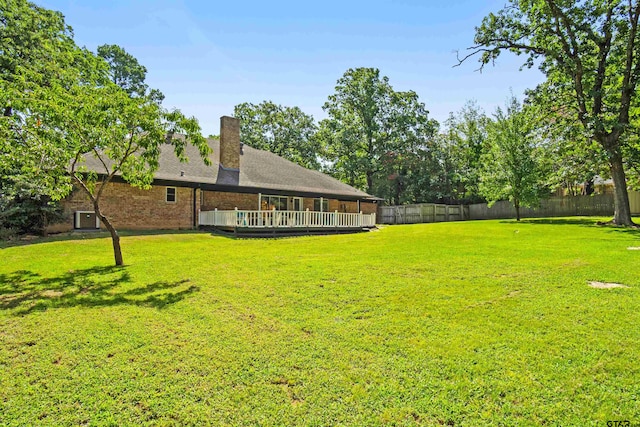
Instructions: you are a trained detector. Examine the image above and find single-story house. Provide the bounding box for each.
[52,116,380,233]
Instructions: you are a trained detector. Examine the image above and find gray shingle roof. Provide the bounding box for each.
[83,138,379,200]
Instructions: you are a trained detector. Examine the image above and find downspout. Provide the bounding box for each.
[193,187,198,228]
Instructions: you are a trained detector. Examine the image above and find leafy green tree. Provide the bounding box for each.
[67,44,210,266]
[533,105,609,196]
[461,0,640,225]
[479,97,548,221]
[319,67,437,199]
[97,44,165,103]
[233,101,320,170]
[371,140,442,205]
[1,0,92,236]
[1,1,211,265]
[0,179,63,237]
[438,101,490,203]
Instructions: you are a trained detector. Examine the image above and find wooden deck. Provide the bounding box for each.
[199,209,376,235]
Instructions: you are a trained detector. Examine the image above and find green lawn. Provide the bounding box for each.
[1,218,638,426]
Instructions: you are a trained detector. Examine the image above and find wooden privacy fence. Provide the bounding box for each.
[378,203,469,224]
[378,191,640,224]
[469,191,640,220]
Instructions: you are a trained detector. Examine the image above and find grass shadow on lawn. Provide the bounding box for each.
[0,266,199,316]
[0,229,206,250]
[500,217,640,237]
[500,218,600,226]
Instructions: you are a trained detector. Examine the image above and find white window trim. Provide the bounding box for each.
[166,186,177,203]
[291,197,303,211]
[314,197,328,212]
[260,194,288,211]
[75,211,100,229]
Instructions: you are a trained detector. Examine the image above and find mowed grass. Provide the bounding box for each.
[0,218,639,426]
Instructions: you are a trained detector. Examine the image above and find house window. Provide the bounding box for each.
[313,198,329,212]
[261,195,288,210]
[291,197,303,211]
[166,187,177,203]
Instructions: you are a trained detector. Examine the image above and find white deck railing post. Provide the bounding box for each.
[198,209,376,230]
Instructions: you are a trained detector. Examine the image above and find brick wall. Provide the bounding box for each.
[52,182,197,231]
[360,201,378,215]
[201,191,259,210]
[50,184,379,233]
[219,116,240,170]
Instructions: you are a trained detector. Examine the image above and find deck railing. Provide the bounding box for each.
[199,209,376,229]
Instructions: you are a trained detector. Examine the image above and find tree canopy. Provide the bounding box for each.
[1,0,211,265]
[479,97,548,221]
[318,67,437,202]
[462,0,640,225]
[234,101,320,170]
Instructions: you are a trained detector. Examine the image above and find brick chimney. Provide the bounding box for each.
[219,116,240,170]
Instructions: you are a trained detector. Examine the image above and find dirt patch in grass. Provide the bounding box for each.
[588,281,630,289]
[627,247,640,250]
[41,290,64,298]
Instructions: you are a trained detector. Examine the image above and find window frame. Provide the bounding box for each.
[261,194,288,211]
[291,197,304,211]
[313,197,329,212]
[166,186,177,203]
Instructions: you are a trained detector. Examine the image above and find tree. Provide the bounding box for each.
[1,0,92,232]
[233,101,320,170]
[97,44,164,103]
[479,97,548,221]
[437,101,490,203]
[319,67,437,199]
[0,178,63,237]
[534,105,609,196]
[67,44,210,266]
[1,1,211,265]
[460,0,640,225]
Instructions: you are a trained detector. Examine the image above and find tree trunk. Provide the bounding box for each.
[514,199,521,221]
[366,171,373,195]
[94,203,124,266]
[394,175,402,206]
[609,149,635,226]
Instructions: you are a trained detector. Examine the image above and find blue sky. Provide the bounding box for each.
[41,0,545,136]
